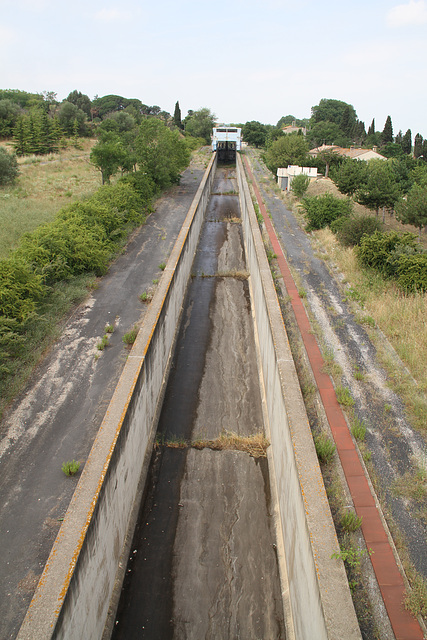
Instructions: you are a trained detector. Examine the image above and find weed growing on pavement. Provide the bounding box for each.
[336,385,355,407]
[404,574,427,618]
[353,365,365,381]
[158,262,166,271]
[351,417,367,442]
[392,466,427,505]
[62,460,81,476]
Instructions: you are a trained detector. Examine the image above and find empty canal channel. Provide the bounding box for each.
[112,165,286,639]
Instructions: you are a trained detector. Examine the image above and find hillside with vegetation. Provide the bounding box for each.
[0,88,216,416]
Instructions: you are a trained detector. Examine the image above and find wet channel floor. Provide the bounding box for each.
[111,166,286,640]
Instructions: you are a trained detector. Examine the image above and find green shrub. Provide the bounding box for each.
[301,194,353,231]
[357,230,426,291]
[395,253,427,293]
[336,214,383,247]
[357,231,418,276]
[329,215,348,235]
[291,174,310,198]
[120,171,155,207]
[183,136,206,151]
[0,147,19,186]
[0,256,44,320]
[89,181,146,226]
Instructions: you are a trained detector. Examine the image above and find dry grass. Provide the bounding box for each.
[157,431,270,458]
[0,139,99,258]
[314,228,427,399]
[313,227,427,435]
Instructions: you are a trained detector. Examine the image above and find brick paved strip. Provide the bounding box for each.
[242,154,425,640]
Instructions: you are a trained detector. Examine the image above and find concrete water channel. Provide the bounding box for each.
[17,153,359,640]
[111,165,286,639]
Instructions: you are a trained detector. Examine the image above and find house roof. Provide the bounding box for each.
[309,145,386,161]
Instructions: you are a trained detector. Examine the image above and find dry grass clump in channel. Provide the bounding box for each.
[157,431,269,458]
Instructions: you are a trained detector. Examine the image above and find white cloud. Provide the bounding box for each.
[387,0,427,27]
[94,8,131,22]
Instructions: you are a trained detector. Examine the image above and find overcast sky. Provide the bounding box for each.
[1,0,426,137]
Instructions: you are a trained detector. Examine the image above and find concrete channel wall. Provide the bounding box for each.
[17,152,217,640]
[236,153,361,640]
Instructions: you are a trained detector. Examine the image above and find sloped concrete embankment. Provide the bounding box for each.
[17,153,217,640]
[236,153,361,640]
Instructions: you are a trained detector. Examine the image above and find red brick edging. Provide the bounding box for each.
[243,155,425,640]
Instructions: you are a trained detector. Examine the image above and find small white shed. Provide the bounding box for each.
[277,165,318,191]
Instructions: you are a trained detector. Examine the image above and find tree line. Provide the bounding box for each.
[0,88,216,158]
[241,98,427,160]
[0,108,203,400]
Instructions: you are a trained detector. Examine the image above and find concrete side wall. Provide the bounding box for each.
[236,153,361,640]
[17,152,217,640]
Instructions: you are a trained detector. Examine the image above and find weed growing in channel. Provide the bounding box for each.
[158,262,166,271]
[97,335,110,351]
[122,325,138,345]
[62,460,80,476]
[139,290,153,303]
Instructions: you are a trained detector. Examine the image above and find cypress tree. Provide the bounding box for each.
[367,118,375,136]
[340,105,352,136]
[394,130,403,146]
[414,133,423,158]
[402,129,412,155]
[173,101,182,130]
[13,117,27,156]
[382,116,393,144]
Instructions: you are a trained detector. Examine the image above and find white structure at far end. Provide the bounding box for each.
[277,165,318,191]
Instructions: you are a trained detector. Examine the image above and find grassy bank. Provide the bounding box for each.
[313,227,427,434]
[0,139,99,258]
